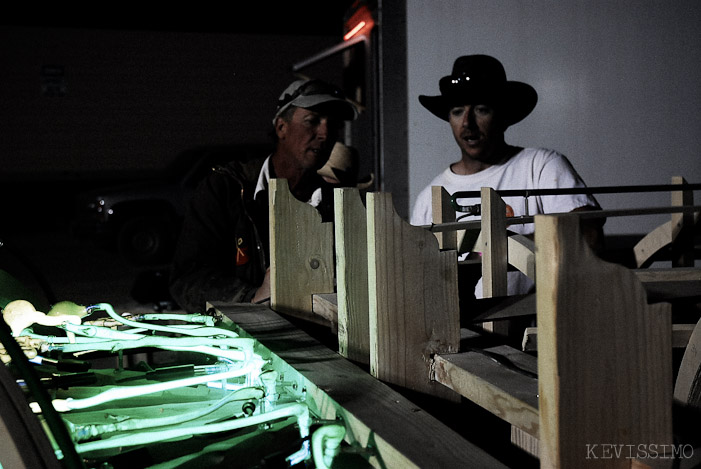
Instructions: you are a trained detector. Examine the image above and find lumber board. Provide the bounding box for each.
[508,234,535,281]
[535,214,673,469]
[311,292,338,329]
[433,345,539,438]
[480,187,508,298]
[334,187,370,364]
[674,317,701,408]
[634,176,698,268]
[367,192,460,400]
[432,185,458,250]
[269,178,334,325]
[522,324,694,353]
[479,188,510,336]
[213,302,507,469]
[469,294,536,324]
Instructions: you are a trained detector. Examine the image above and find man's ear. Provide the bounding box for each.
[274,117,287,137]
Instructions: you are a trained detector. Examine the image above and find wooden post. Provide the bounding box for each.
[536,213,673,468]
[479,187,509,336]
[367,192,460,400]
[431,186,458,250]
[670,176,694,267]
[269,178,334,326]
[634,176,697,268]
[480,187,508,298]
[334,187,370,364]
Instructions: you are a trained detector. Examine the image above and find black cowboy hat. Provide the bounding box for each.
[418,55,537,126]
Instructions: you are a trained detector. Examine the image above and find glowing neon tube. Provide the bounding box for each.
[73,403,310,453]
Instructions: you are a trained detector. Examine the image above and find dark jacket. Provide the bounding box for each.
[169,156,269,313]
[169,155,336,313]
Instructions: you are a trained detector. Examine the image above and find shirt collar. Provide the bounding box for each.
[254,155,323,207]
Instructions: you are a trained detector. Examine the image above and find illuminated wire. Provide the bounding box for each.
[73,403,310,454]
[67,386,265,442]
[32,358,265,413]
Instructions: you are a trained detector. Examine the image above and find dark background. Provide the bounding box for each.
[1,2,360,311]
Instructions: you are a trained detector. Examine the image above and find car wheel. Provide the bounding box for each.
[117,216,176,266]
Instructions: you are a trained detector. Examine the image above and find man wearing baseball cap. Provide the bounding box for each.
[411,55,603,298]
[170,78,358,313]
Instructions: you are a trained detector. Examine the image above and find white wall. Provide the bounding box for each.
[406,1,701,234]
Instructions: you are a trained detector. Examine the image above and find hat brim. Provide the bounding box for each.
[419,82,537,126]
[274,95,358,125]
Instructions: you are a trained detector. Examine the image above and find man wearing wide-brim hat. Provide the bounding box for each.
[410,55,604,298]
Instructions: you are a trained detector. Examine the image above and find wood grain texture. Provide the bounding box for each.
[634,176,698,268]
[269,178,334,325]
[431,185,458,250]
[213,302,507,469]
[367,192,460,400]
[674,317,701,408]
[508,234,536,281]
[535,214,673,469]
[433,346,539,437]
[334,187,370,364]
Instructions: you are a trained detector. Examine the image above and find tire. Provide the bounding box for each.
[117,215,176,266]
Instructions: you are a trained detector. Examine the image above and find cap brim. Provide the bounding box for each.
[274,95,358,125]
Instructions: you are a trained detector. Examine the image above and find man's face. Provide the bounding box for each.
[276,107,342,171]
[448,104,505,163]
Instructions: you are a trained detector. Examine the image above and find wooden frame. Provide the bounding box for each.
[268,178,335,326]
[212,302,507,469]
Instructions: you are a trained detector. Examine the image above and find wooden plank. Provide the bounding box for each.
[334,187,370,364]
[469,294,536,324]
[633,176,698,268]
[508,235,535,281]
[670,176,694,267]
[535,214,673,468]
[433,345,540,437]
[367,192,460,400]
[214,303,507,469]
[674,317,701,408]
[432,185,458,250]
[480,187,508,298]
[311,292,338,329]
[269,178,334,325]
[479,188,509,336]
[636,267,701,301]
[522,324,694,353]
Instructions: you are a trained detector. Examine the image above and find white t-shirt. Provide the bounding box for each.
[410,147,598,296]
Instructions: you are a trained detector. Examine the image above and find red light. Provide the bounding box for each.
[344,21,366,41]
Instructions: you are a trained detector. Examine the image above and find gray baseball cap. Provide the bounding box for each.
[272,79,358,125]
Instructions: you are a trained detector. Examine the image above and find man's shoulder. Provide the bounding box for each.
[508,147,567,168]
[212,154,268,185]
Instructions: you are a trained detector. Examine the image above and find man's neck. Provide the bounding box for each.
[270,152,321,201]
[453,144,521,175]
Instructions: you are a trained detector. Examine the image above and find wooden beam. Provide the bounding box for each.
[213,303,508,469]
[269,178,334,325]
[675,317,701,407]
[508,235,535,281]
[535,213,673,468]
[670,176,695,267]
[433,345,539,437]
[522,324,694,353]
[432,186,458,250]
[367,192,460,400]
[634,176,698,268]
[311,293,338,330]
[479,188,510,336]
[334,187,370,364]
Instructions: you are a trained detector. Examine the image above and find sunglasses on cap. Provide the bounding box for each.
[277,79,346,108]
